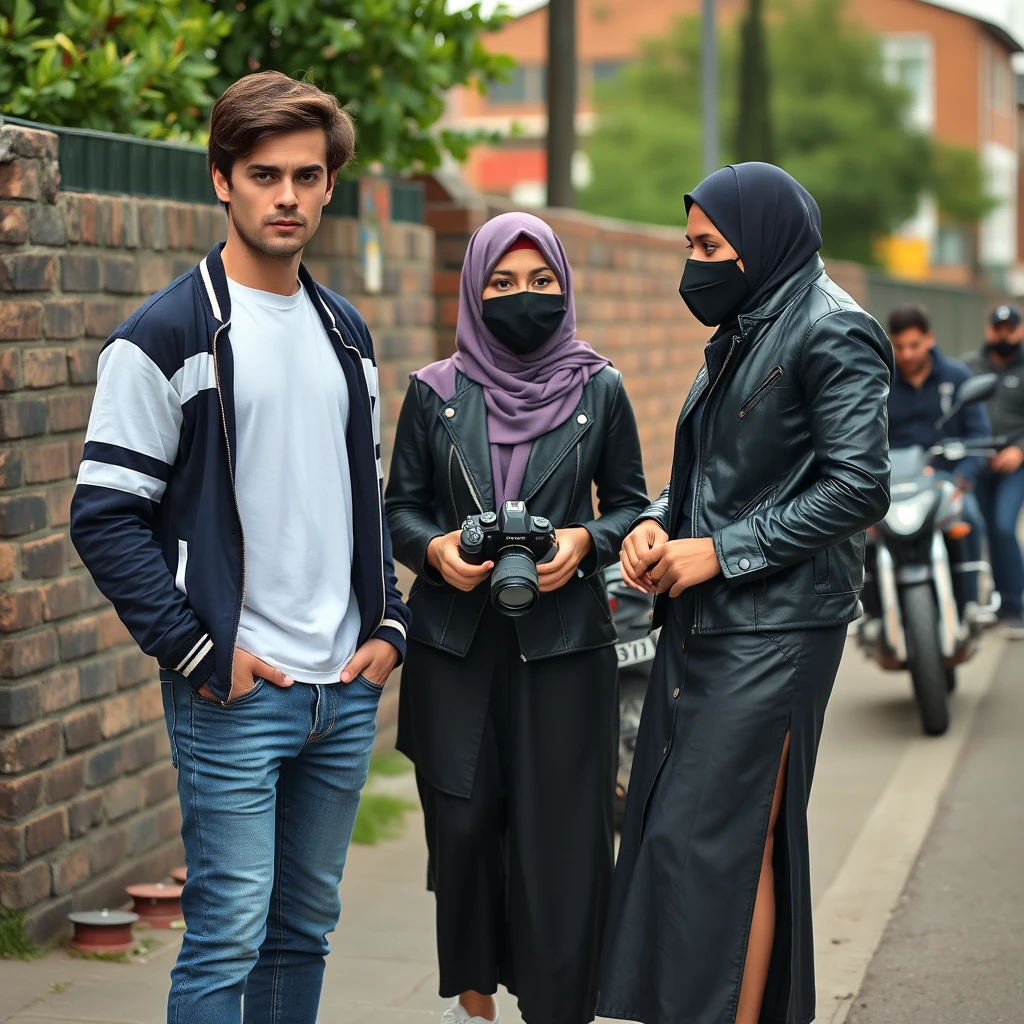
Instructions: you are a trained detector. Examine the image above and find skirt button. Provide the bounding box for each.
[673,687,681,699]
[662,743,669,756]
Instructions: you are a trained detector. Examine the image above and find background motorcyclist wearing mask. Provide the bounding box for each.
[885,303,989,606]
[964,305,1024,637]
[385,213,648,1024]
[599,164,892,1024]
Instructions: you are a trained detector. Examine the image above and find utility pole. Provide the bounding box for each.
[546,0,576,208]
[701,0,718,178]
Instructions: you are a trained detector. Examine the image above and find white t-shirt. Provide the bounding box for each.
[228,278,361,683]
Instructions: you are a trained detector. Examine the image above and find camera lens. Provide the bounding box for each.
[490,549,540,616]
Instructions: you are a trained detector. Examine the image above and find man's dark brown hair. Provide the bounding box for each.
[208,71,356,183]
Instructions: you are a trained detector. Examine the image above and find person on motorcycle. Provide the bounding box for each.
[964,305,1024,638]
[886,304,990,612]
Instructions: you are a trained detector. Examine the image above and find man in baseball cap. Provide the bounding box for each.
[964,305,1024,638]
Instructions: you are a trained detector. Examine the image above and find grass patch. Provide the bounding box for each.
[49,981,71,994]
[352,792,415,846]
[0,910,42,960]
[369,751,414,777]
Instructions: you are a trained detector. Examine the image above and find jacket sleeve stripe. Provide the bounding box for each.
[77,462,167,502]
[379,617,408,639]
[91,339,182,465]
[170,352,217,406]
[82,441,171,482]
[178,635,212,675]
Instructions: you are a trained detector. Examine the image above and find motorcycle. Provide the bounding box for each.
[604,562,659,827]
[856,373,1002,736]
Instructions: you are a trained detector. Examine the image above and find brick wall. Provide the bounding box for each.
[423,173,874,495]
[0,123,432,941]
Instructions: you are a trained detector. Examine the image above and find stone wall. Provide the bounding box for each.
[0,123,433,941]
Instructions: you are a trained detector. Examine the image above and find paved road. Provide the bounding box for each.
[0,635,1016,1024]
[845,641,1024,1024]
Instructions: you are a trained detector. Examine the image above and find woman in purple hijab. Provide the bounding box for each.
[385,212,648,1024]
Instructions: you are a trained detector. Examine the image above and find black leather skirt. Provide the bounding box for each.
[599,594,846,1024]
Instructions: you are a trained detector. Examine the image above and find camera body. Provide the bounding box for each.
[459,501,557,616]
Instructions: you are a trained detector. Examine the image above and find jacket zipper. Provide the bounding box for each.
[692,336,741,631]
[565,443,582,521]
[454,446,485,513]
[737,366,784,420]
[447,447,461,522]
[211,319,244,702]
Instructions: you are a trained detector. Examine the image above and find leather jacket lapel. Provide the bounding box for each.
[437,379,495,513]
[521,399,594,503]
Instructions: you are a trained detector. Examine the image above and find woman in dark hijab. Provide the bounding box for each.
[598,164,893,1024]
[386,212,648,1024]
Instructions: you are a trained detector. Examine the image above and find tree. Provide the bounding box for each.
[735,0,773,164]
[0,0,230,141]
[580,0,988,264]
[1,0,514,170]
[209,0,514,173]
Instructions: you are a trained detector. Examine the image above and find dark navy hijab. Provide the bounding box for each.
[685,162,822,315]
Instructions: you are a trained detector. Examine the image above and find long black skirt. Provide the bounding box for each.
[399,610,619,1024]
[599,596,846,1024]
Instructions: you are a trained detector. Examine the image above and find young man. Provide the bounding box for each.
[964,305,1024,638]
[70,72,411,1021]
[886,304,989,607]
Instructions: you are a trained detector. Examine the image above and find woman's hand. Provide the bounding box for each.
[426,531,494,592]
[643,538,722,598]
[537,527,593,592]
[620,520,670,592]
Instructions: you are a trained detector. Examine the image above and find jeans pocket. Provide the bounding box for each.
[192,677,267,709]
[357,674,385,696]
[159,674,179,769]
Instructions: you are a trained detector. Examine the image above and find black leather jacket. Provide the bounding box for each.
[644,257,894,634]
[385,366,648,660]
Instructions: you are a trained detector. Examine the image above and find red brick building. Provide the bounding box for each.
[446,0,1024,289]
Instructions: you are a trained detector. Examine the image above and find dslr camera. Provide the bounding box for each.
[459,501,557,616]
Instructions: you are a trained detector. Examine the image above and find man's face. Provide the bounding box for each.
[891,326,935,379]
[212,127,334,258]
[986,320,1024,346]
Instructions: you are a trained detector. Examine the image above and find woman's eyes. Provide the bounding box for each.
[685,242,718,256]
[491,278,514,290]
[532,276,554,289]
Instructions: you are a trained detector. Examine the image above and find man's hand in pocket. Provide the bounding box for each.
[340,639,400,687]
[199,649,295,703]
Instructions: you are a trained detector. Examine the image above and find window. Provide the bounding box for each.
[934,225,968,268]
[991,55,1012,114]
[489,66,527,104]
[882,35,934,132]
[592,60,625,82]
[487,65,546,105]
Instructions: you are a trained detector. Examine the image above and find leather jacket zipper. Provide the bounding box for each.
[692,336,741,631]
[453,446,485,513]
[565,443,582,521]
[738,366,784,420]
[212,319,244,700]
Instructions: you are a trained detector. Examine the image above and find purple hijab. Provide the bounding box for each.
[415,211,610,505]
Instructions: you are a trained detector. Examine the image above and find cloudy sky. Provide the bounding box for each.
[447,0,543,17]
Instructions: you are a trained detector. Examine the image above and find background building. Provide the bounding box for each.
[445,0,1024,290]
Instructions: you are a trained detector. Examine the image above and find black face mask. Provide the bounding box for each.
[987,339,1020,359]
[678,257,751,327]
[482,292,566,355]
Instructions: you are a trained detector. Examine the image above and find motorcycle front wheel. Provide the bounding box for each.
[901,582,950,736]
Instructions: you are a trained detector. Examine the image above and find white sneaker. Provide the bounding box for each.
[442,1001,500,1024]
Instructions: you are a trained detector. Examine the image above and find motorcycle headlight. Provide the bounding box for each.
[884,490,938,536]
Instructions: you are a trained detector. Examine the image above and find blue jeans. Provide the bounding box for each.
[976,466,1024,614]
[161,673,382,1023]
[957,490,985,605]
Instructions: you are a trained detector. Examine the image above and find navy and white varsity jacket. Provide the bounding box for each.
[70,243,411,702]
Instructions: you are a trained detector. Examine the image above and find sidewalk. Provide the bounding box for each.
[846,641,1024,1024]
[0,767,527,1024]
